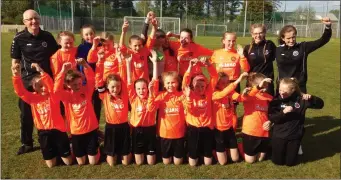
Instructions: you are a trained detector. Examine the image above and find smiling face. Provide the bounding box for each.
[222,33,236,50]
[82,27,95,44]
[59,35,74,51]
[279,83,295,99]
[32,77,48,96]
[251,27,266,44]
[107,80,121,97]
[180,31,192,47]
[163,76,179,93]
[282,31,296,47]
[23,10,40,32]
[193,80,206,96]
[129,39,143,53]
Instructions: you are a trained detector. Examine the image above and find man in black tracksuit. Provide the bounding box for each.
[268,92,324,166]
[11,10,59,155]
[276,23,332,94]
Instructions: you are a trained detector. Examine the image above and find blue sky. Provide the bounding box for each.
[277,1,340,12]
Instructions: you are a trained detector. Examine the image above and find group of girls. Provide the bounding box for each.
[11,11,331,168]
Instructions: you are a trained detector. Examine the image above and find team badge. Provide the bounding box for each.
[80,93,85,98]
[265,50,269,55]
[293,50,299,56]
[231,57,236,61]
[294,102,300,108]
[42,41,47,47]
[188,52,193,57]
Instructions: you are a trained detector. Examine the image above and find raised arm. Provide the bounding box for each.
[237,44,250,72]
[149,49,158,81]
[95,49,105,89]
[54,63,73,101]
[119,21,129,48]
[87,36,101,64]
[31,63,54,94]
[212,72,248,100]
[76,58,95,96]
[182,59,198,89]
[305,17,332,54]
[141,11,154,45]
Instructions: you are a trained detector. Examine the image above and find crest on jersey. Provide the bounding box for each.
[80,93,85,98]
[231,57,236,61]
[188,52,193,57]
[42,41,47,47]
[293,50,299,56]
[294,102,300,108]
[265,50,269,55]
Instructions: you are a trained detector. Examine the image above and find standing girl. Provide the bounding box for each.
[243,24,276,96]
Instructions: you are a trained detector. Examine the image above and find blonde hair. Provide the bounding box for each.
[221,32,237,48]
[101,32,114,41]
[248,24,268,63]
[279,77,301,94]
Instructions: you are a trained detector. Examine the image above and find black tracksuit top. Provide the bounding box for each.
[275,26,332,87]
[268,93,324,140]
[10,28,59,88]
[243,40,276,79]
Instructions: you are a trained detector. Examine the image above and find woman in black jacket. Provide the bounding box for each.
[275,17,332,94]
[244,24,276,96]
[268,78,324,166]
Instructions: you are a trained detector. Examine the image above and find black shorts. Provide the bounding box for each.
[187,125,213,159]
[71,129,99,157]
[132,126,156,155]
[38,129,71,160]
[215,128,238,152]
[104,122,131,156]
[242,133,269,156]
[160,138,185,159]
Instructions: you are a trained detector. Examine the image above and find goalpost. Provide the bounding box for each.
[123,16,180,36]
[195,24,227,37]
[294,25,311,38]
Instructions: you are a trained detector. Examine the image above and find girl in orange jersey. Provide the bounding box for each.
[54,60,100,166]
[126,49,159,165]
[119,18,157,83]
[182,58,218,166]
[212,71,248,165]
[12,63,72,168]
[87,32,122,81]
[210,32,250,93]
[167,28,213,76]
[147,71,186,165]
[50,31,77,78]
[238,73,273,163]
[95,48,132,166]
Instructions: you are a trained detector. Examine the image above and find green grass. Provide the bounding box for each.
[1,33,340,178]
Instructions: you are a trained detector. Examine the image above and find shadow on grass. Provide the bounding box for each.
[301,116,340,163]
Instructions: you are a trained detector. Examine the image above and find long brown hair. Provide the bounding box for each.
[278,25,297,45]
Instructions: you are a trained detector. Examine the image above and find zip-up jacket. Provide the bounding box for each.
[276,26,332,87]
[243,40,276,79]
[268,93,324,140]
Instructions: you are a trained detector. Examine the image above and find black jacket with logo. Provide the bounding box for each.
[243,40,276,79]
[268,92,324,140]
[11,28,59,88]
[275,26,332,88]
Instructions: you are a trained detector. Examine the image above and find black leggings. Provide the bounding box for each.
[271,137,301,166]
